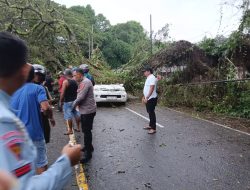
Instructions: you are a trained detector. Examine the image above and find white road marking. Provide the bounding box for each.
[125,107,165,128]
[166,108,250,137]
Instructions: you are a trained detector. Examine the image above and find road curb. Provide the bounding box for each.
[69,133,89,190]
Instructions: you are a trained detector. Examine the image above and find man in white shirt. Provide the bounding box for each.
[142,67,158,134]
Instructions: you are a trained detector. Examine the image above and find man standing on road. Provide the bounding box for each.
[11,65,55,174]
[0,31,81,190]
[142,67,158,134]
[33,64,54,144]
[73,68,97,163]
[60,69,81,135]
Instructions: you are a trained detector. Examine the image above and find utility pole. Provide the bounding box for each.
[150,14,153,55]
[88,33,91,59]
[91,25,94,56]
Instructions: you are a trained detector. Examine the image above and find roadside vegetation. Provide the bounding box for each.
[0,0,249,118]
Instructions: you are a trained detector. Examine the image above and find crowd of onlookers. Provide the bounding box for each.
[0,32,96,190]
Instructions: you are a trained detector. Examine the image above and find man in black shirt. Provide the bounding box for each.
[60,69,81,135]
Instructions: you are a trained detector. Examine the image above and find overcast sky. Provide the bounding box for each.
[53,0,242,42]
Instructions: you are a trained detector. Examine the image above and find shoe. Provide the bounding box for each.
[81,145,94,152]
[148,129,156,134]
[74,128,80,132]
[80,152,92,164]
[143,126,151,130]
[64,132,73,135]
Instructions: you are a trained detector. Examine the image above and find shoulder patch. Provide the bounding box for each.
[13,163,31,178]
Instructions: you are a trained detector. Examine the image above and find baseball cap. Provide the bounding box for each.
[79,64,88,69]
[33,64,46,75]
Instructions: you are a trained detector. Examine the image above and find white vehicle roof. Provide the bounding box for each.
[94,84,125,90]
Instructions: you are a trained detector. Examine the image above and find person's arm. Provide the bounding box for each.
[143,76,156,103]
[0,121,81,190]
[60,80,68,104]
[73,82,87,109]
[145,85,155,100]
[38,86,55,126]
[26,144,81,190]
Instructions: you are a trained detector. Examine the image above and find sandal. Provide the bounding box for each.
[148,129,156,134]
[74,129,80,132]
[143,126,151,130]
[64,132,73,135]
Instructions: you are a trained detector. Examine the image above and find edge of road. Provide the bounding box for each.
[166,107,250,136]
[68,133,89,190]
[125,104,250,137]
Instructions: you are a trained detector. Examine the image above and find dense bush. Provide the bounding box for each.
[159,80,250,118]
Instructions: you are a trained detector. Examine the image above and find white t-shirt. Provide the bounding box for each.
[143,74,157,100]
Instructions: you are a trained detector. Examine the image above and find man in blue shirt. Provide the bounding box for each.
[0,32,81,189]
[11,66,55,174]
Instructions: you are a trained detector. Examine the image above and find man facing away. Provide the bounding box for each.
[0,31,81,190]
[33,64,54,144]
[142,67,158,134]
[11,65,54,174]
[73,68,97,163]
[60,69,81,135]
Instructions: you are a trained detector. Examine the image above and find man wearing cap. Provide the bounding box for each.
[0,32,81,189]
[60,69,81,135]
[142,67,158,134]
[33,64,55,144]
[79,64,95,86]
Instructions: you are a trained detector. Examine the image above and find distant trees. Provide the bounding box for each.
[0,1,149,70]
[101,21,147,68]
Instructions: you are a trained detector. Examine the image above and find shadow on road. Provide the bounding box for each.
[96,102,126,108]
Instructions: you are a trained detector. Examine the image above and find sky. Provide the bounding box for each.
[53,0,243,42]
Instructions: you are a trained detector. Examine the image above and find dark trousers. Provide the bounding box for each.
[146,98,157,130]
[41,113,50,144]
[80,112,96,153]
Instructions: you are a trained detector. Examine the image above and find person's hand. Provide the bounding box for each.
[75,106,79,112]
[59,101,63,109]
[62,144,81,166]
[142,97,147,104]
[0,170,18,190]
[141,97,145,104]
[49,118,56,127]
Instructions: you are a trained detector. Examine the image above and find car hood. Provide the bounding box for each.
[94,84,125,91]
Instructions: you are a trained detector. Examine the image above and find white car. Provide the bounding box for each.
[94,84,128,103]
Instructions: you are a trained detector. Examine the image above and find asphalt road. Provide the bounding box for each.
[47,103,250,190]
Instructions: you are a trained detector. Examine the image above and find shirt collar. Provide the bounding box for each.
[0,89,11,108]
[147,74,152,78]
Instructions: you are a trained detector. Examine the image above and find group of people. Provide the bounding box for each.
[0,31,159,190]
[58,66,96,162]
[0,32,96,189]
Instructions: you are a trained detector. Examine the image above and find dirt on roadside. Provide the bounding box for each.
[172,106,250,134]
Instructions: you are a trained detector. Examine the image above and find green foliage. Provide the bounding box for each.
[198,36,228,57]
[101,21,148,68]
[160,81,250,118]
[0,0,147,83]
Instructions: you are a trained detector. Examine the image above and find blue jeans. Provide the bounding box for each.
[63,101,80,120]
[33,140,48,168]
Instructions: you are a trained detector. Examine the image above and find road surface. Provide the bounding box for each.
[47,102,250,190]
